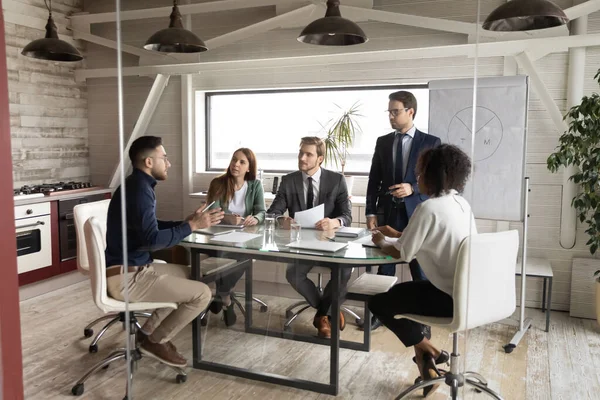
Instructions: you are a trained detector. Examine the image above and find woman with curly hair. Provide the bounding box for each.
[368,144,476,398]
[205,148,266,326]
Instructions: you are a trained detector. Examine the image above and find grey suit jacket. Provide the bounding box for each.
[267,168,352,227]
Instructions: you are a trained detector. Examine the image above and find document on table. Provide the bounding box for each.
[351,235,379,248]
[209,232,261,244]
[294,204,324,228]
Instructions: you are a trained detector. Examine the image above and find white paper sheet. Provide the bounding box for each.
[293,204,324,228]
[351,235,379,248]
[209,232,261,244]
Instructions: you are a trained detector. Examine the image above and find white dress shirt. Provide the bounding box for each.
[392,125,416,181]
[301,167,344,226]
[392,190,477,296]
[302,167,321,206]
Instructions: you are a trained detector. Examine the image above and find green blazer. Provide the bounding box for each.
[212,180,266,223]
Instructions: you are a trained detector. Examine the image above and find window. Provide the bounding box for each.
[199,85,429,174]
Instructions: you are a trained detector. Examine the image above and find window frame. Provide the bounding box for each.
[203,83,429,175]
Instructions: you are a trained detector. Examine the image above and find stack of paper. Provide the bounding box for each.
[351,235,379,248]
[286,240,348,252]
[294,204,324,228]
[334,227,365,238]
[209,232,261,244]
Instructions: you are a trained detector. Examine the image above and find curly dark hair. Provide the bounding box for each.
[417,144,472,197]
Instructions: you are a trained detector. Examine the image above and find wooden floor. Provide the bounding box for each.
[19,281,600,400]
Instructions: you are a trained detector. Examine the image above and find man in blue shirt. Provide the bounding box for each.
[105,136,223,368]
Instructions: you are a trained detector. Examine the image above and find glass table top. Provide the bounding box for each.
[181,226,396,263]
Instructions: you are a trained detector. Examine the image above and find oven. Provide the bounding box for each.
[15,203,52,274]
[58,194,107,261]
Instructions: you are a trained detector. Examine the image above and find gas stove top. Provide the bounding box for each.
[14,181,94,200]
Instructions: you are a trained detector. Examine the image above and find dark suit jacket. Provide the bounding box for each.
[267,168,352,227]
[366,129,441,224]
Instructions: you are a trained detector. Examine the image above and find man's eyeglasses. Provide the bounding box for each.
[151,156,169,162]
[386,108,409,117]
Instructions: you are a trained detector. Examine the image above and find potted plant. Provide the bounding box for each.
[321,102,363,195]
[547,68,600,255]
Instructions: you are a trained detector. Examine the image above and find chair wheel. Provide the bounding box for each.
[283,325,291,332]
[260,305,268,313]
[355,318,362,325]
[83,328,93,338]
[285,311,293,318]
[102,364,109,370]
[71,383,84,396]
[89,344,98,353]
[176,374,187,384]
[503,344,515,354]
[200,315,208,326]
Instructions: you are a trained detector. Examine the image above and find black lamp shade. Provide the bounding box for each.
[21,16,83,62]
[482,0,569,31]
[144,3,207,53]
[298,0,367,46]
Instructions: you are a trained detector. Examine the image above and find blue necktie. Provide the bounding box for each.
[395,133,404,184]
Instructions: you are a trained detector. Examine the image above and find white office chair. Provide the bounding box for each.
[284,266,362,330]
[395,230,519,400]
[74,200,154,353]
[71,217,186,398]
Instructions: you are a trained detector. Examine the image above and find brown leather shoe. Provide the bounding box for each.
[137,331,177,353]
[328,312,346,331]
[140,339,187,368]
[313,316,331,339]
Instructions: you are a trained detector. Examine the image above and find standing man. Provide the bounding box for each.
[365,91,441,330]
[105,136,224,367]
[267,136,352,338]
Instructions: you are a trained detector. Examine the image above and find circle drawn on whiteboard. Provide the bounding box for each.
[446,106,503,162]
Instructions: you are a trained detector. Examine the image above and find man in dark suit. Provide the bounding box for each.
[365,91,441,330]
[267,136,352,338]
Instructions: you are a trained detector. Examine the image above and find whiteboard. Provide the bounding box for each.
[428,76,528,221]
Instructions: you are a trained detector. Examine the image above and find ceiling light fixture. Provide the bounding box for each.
[144,0,208,53]
[297,0,368,46]
[482,0,569,31]
[21,0,83,62]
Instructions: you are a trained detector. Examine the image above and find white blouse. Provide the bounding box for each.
[228,181,247,216]
[393,190,477,296]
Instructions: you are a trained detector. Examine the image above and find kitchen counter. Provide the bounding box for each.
[14,188,113,206]
[189,191,367,207]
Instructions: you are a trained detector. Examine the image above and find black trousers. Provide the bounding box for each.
[215,268,245,297]
[286,264,352,317]
[368,281,453,347]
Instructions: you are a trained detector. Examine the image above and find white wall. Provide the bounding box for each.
[82,0,600,311]
[3,0,89,187]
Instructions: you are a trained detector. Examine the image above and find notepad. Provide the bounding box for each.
[194,226,238,236]
[351,235,379,248]
[209,232,261,244]
[286,240,348,253]
[334,227,365,238]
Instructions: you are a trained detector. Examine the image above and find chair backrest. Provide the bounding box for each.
[85,216,112,313]
[74,199,111,274]
[451,230,519,332]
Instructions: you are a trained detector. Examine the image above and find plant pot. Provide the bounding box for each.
[344,175,354,197]
[596,280,600,325]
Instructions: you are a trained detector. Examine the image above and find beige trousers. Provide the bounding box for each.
[107,263,211,344]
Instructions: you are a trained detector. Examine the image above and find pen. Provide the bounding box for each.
[202,201,215,212]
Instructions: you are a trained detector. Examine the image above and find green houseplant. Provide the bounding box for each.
[321,102,363,194]
[547,68,600,255]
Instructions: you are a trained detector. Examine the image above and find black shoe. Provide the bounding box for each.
[412,350,449,366]
[223,305,237,327]
[209,296,223,314]
[359,316,383,331]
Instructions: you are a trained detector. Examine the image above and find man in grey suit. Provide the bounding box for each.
[267,136,352,338]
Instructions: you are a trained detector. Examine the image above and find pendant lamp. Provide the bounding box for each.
[144,0,208,53]
[482,0,568,31]
[298,0,368,46]
[21,0,83,62]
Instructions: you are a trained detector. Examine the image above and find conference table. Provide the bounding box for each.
[180,226,397,396]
